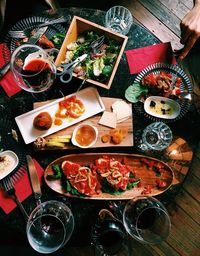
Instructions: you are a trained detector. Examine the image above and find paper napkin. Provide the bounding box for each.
[0,43,22,96]
[125,42,177,75]
[0,159,44,214]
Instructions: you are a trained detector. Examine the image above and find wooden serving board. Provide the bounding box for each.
[44,153,174,200]
[34,97,134,150]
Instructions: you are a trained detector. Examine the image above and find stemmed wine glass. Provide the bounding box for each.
[123,196,171,244]
[10,44,58,100]
[26,200,74,254]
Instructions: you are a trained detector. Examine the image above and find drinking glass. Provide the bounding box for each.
[91,209,131,256]
[138,122,173,151]
[26,200,74,254]
[10,44,57,93]
[104,6,133,35]
[123,197,171,244]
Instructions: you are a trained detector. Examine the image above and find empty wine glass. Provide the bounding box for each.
[26,200,74,254]
[10,44,57,93]
[138,122,173,151]
[123,196,171,244]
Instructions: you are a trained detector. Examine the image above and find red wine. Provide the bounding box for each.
[137,207,157,229]
[22,59,53,88]
[98,229,125,255]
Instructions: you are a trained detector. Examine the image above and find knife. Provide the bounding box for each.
[0,26,48,79]
[26,155,42,206]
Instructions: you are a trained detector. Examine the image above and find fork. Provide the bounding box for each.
[2,176,29,222]
[8,16,68,39]
[90,35,105,54]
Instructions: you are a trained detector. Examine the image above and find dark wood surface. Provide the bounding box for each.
[0,1,200,255]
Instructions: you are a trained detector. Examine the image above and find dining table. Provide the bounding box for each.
[0,6,200,255]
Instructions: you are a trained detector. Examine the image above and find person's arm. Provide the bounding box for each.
[179,0,200,59]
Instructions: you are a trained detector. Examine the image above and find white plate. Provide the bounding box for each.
[144,96,181,119]
[15,87,105,144]
[0,150,19,180]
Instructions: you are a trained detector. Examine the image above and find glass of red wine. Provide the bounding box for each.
[91,209,132,256]
[26,200,74,254]
[123,196,171,244]
[10,44,57,94]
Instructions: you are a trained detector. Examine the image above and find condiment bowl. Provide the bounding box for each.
[71,123,98,148]
[144,96,181,119]
[0,150,19,180]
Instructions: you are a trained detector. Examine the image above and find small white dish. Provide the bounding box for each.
[144,96,181,119]
[71,123,98,148]
[0,150,19,180]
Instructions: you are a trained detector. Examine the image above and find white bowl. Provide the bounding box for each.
[144,96,181,119]
[0,150,19,180]
[71,123,98,148]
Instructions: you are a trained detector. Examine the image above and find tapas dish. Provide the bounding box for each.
[125,63,192,122]
[15,87,105,144]
[44,153,174,200]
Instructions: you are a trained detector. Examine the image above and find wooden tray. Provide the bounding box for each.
[34,97,134,150]
[44,153,174,200]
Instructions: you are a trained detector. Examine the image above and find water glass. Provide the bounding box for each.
[26,200,74,254]
[139,122,173,151]
[10,44,57,93]
[104,6,133,35]
[123,197,171,244]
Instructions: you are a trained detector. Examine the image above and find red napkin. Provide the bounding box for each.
[125,42,177,74]
[0,159,44,214]
[0,43,22,96]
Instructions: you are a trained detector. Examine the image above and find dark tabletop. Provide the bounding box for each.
[0,7,200,253]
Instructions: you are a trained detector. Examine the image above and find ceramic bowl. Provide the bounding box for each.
[71,123,98,148]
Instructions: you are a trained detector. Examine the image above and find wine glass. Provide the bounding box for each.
[91,209,131,256]
[10,44,57,94]
[138,122,173,151]
[123,196,171,244]
[26,200,74,254]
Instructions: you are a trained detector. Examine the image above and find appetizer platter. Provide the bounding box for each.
[125,63,193,122]
[15,87,105,144]
[33,97,133,150]
[44,153,174,200]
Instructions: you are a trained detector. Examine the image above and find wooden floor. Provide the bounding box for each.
[34,1,200,255]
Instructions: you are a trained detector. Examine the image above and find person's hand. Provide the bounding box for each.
[179,3,200,60]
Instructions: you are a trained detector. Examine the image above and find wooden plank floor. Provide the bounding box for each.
[40,1,200,255]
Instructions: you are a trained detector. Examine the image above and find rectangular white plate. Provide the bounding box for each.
[15,87,105,144]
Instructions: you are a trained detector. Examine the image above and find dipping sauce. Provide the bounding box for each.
[0,155,15,177]
[75,125,97,147]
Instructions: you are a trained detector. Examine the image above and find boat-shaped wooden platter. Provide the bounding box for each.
[44,153,175,200]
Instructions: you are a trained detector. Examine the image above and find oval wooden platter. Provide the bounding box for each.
[44,153,174,200]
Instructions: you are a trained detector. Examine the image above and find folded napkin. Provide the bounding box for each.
[125,42,177,75]
[0,159,44,214]
[0,43,22,96]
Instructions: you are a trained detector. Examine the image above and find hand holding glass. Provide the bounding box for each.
[10,44,57,93]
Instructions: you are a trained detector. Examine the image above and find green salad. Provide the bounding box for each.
[63,31,121,82]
